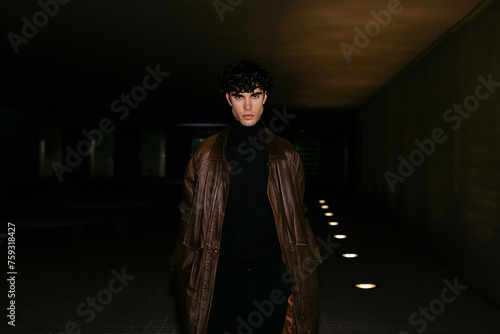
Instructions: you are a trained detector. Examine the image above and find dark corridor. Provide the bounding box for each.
[2,0,500,333]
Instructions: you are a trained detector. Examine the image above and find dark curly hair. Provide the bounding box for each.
[219,60,275,94]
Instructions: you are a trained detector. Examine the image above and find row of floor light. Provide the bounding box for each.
[318,199,376,290]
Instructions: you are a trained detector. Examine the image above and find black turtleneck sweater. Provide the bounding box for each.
[217,120,282,266]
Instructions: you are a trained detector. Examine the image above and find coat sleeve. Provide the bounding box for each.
[294,149,323,265]
[169,152,197,272]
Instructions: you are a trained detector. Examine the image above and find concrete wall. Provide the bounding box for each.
[359,2,500,305]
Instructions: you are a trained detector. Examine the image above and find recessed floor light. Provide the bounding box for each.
[324,212,333,216]
[328,222,339,226]
[342,253,358,258]
[321,205,329,209]
[355,283,376,289]
[318,200,326,204]
[334,234,347,239]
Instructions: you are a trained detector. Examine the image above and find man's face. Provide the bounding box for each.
[225,87,268,127]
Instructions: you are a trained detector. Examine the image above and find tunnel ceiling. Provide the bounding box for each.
[1,0,493,115]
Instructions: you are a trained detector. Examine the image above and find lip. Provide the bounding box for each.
[242,114,254,119]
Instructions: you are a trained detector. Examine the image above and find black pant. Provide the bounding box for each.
[207,254,291,334]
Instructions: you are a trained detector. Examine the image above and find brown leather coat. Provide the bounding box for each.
[170,125,322,334]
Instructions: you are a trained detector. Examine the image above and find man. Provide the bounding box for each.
[170,60,321,334]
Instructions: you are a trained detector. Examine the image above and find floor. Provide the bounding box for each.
[3,188,500,334]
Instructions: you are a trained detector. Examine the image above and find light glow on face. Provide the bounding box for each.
[321,205,329,209]
[342,253,358,258]
[324,212,333,216]
[318,200,326,204]
[328,222,339,226]
[334,234,347,239]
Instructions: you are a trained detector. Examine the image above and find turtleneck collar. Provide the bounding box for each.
[228,119,265,143]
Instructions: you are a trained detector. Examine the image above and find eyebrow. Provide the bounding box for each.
[231,91,263,96]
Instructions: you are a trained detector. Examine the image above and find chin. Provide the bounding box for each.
[240,119,258,127]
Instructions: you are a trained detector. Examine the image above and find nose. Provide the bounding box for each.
[244,97,251,110]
